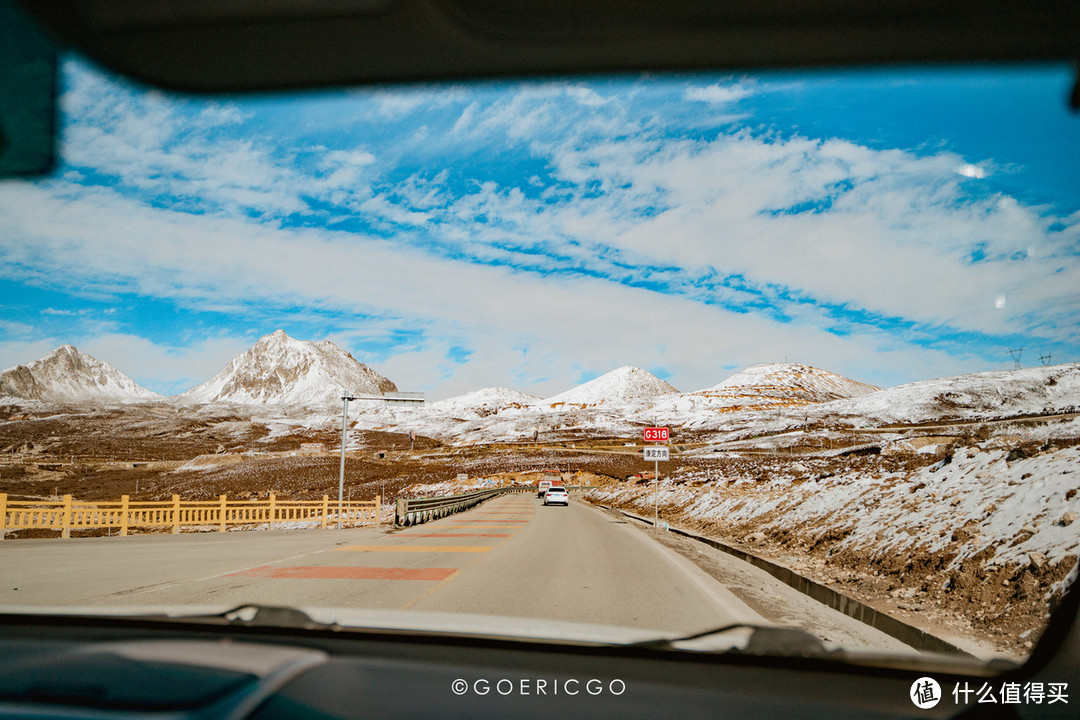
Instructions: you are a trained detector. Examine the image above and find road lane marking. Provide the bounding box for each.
[402,533,511,538]
[455,519,529,523]
[433,525,523,529]
[336,545,492,553]
[226,565,456,581]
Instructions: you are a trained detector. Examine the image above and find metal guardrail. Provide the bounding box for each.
[394,485,583,526]
[0,492,380,539]
[395,487,530,526]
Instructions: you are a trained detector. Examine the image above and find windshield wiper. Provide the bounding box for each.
[104,609,835,658]
[631,624,842,659]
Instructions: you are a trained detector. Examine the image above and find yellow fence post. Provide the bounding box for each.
[120,495,129,536]
[375,495,381,525]
[0,493,7,540]
[321,495,328,530]
[269,492,276,531]
[61,494,72,539]
[171,494,181,534]
[219,494,227,532]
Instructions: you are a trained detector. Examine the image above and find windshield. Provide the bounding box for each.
[1,55,1078,670]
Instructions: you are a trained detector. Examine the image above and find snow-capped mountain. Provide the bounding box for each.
[651,362,879,417]
[177,330,397,407]
[816,362,1080,425]
[429,387,539,417]
[710,363,880,400]
[544,366,679,407]
[710,362,875,405]
[0,345,160,404]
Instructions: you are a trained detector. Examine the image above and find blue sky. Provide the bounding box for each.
[1,58,1078,399]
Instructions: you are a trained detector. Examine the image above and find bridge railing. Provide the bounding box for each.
[0,493,380,539]
[394,485,583,526]
[394,486,538,526]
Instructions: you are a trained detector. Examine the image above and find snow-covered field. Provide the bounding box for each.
[585,419,1080,653]
[591,433,1080,572]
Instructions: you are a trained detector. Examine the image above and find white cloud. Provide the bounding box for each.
[565,85,609,107]
[411,94,1080,347]
[0,177,1012,396]
[684,82,755,104]
[957,163,988,179]
[5,66,1078,399]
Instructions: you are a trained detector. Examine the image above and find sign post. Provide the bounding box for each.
[643,427,670,529]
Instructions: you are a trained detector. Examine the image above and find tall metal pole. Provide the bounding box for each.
[653,449,659,528]
[339,395,351,530]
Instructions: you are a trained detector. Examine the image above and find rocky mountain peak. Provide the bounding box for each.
[0,345,160,404]
[177,330,397,407]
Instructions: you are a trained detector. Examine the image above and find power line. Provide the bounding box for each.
[1040,352,1053,366]
[1008,347,1024,370]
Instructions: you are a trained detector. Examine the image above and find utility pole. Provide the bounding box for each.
[1041,352,1053,366]
[1008,347,1024,370]
[339,394,357,529]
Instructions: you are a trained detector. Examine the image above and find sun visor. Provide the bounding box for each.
[14,0,1080,93]
[0,0,56,178]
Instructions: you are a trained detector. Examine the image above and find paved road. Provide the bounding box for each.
[0,494,911,651]
[0,494,758,634]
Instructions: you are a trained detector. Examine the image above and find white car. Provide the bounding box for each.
[543,487,569,506]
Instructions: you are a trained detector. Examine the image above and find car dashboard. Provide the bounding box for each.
[0,606,1078,720]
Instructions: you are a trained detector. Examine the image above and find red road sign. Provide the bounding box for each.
[643,427,669,442]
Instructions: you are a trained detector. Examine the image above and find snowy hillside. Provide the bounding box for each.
[543,366,679,407]
[177,330,397,407]
[346,363,882,445]
[429,387,539,417]
[653,363,878,416]
[344,367,681,445]
[812,363,1080,426]
[0,345,160,404]
[711,363,879,401]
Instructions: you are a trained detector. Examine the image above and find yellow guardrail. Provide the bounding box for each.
[0,493,380,539]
